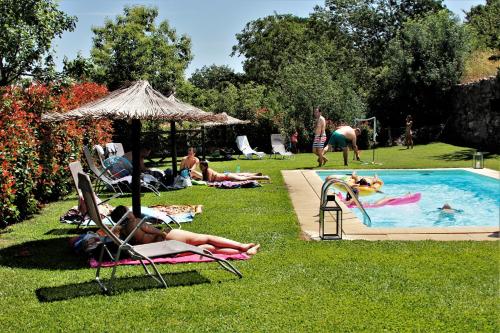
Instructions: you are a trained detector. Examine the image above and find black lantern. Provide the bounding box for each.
[473,152,484,169]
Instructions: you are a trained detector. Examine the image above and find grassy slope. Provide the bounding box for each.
[0,143,498,332]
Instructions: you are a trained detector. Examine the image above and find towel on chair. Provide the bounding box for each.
[89,252,250,267]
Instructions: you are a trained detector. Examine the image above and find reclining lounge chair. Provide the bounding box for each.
[270,134,294,159]
[68,161,180,229]
[106,142,125,157]
[77,172,242,292]
[83,145,161,196]
[235,135,265,159]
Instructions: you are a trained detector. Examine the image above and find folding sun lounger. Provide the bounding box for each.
[106,142,125,157]
[78,172,242,292]
[83,145,161,196]
[68,160,181,229]
[270,134,294,159]
[235,135,266,159]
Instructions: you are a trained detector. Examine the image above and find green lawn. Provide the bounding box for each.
[0,143,498,332]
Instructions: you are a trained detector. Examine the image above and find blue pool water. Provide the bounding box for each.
[317,169,500,228]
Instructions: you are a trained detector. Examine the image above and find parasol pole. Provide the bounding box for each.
[131,119,142,216]
[171,121,178,176]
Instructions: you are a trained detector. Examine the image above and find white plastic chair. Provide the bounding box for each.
[270,134,294,159]
[235,136,265,159]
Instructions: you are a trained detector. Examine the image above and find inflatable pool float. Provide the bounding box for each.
[338,192,421,208]
[326,174,383,196]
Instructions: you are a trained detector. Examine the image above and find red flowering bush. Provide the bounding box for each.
[0,82,112,226]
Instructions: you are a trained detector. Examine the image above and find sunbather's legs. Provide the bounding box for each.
[228,174,270,181]
[167,229,260,255]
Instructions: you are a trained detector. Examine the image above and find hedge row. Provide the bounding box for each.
[0,82,113,227]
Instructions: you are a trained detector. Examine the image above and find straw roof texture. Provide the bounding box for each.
[203,114,251,127]
[42,80,226,123]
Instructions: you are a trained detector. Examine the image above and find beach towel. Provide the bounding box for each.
[89,252,250,268]
[208,180,261,189]
[61,204,203,225]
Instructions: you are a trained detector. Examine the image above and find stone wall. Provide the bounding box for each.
[444,76,500,152]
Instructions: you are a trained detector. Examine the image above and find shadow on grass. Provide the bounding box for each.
[36,270,210,302]
[432,149,498,162]
[0,237,88,270]
[44,227,99,236]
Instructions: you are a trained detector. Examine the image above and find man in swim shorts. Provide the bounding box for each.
[312,107,327,166]
[323,126,361,166]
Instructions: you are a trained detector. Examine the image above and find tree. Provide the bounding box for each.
[90,5,192,94]
[189,65,241,90]
[273,56,366,137]
[465,0,500,52]
[0,0,76,85]
[63,52,96,82]
[316,0,445,68]
[232,14,309,84]
[373,10,470,126]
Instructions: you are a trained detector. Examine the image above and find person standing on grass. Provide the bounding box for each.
[312,107,327,166]
[405,115,414,149]
[323,126,361,166]
[290,130,298,153]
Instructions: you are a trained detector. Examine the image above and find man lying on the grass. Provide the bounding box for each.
[199,160,270,182]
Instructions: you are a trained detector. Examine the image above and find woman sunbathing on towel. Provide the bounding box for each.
[199,160,270,182]
[110,206,260,256]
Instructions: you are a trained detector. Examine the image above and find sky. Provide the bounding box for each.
[53,0,486,77]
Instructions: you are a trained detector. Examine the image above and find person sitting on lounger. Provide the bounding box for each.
[110,205,260,255]
[124,146,152,173]
[124,145,164,180]
[199,160,270,182]
[179,147,202,180]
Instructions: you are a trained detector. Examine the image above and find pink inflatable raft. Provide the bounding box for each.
[338,192,421,209]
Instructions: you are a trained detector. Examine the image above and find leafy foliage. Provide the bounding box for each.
[90,5,192,94]
[465,0,500,52]
[189,65,242,90]
[273,56,366,138]
[317,0,445,68]
[0,83,111,226]
[232,14,309,85]
[0,0,76,85]
[372,10,470,126]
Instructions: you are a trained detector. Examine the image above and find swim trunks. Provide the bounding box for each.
[327,131,349,149]
[312,134,326,149]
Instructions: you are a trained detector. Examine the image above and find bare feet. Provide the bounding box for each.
[246,244,261,256]
[322,156,328,166]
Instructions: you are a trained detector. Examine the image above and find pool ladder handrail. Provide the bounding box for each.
[320,178,372,227]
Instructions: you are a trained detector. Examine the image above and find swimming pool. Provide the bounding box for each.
[317,169,500,228]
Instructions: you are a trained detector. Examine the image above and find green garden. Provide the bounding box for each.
[0,145,499,332]
[0,0,499,331]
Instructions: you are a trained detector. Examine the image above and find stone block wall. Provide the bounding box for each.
[444,76,500,152]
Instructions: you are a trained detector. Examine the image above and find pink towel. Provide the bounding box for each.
[89,253,250,268]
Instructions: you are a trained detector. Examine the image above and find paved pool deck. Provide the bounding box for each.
[283,168,499,241]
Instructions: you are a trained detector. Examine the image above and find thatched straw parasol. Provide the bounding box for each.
[198,115,250,159]
[202,114,250,127]
[42,80,226,216]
